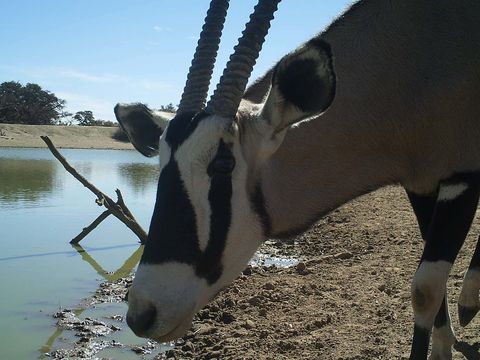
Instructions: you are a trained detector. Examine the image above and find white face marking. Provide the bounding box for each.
[158,131,171,174]
[437,183,468,201]
[128,114,268,341]
[128,263,207,340]
[173,116,231,252]
[151,110,175,130]
[411,260,451,329]
[459,268,480,308]
[215,138,264,290]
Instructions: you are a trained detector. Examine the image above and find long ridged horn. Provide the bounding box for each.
[205,0,281,118]
[176,0,230,115]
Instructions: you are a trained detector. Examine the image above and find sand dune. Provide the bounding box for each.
[0,124,134,150]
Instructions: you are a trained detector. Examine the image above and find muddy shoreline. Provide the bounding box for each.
[46,186,480,359]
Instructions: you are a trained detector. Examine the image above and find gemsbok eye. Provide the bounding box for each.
[208,157,236,176]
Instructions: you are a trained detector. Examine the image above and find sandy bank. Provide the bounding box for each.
[0,124,134,150]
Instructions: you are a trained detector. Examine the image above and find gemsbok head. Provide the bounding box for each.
[115,0,335,343]
[116,0,480,358]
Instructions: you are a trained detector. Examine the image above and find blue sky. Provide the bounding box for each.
[0,0,352,121]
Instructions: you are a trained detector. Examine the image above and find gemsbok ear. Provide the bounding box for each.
[260,38,336,134]
[114,103,175,157]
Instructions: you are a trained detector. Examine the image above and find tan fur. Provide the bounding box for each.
[242,0,480,236]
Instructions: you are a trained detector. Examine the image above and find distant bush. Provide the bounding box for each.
[74,111,117,127]
[111,127,130,142]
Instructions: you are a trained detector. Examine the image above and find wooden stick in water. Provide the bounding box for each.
[40,135,148,244]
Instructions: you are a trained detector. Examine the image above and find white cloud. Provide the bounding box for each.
[137,79,174,91]
[153,25,172,32]
[57,91,115,121]
[57,69,126,83]
[0,64,126,85]
[0,63,179,121]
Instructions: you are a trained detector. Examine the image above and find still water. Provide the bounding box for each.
[0,148,159,359]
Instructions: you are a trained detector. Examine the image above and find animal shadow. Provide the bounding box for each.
[455,341,480,360]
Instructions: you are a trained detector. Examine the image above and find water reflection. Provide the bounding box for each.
[72,244,143,282]
[0,158,58,205]
[39,245,143,357]
[0,148,159,360]
[117,163,158,194]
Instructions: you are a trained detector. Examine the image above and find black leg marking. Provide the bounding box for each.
[407,173,480,360]
[458,234,480,327]
[411,325,430,360]
[422,174,480,264]
[406,190,437,241]
[433,296,448,329]
[407,190,454,358]
[407,190,455,355]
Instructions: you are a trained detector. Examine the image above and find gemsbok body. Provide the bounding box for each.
[115,0,480,358]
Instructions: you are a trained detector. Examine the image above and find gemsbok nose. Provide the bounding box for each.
[126,304,157,337]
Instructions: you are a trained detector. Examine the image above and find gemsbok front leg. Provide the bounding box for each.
[407,191,456,359]
[409,173,480,360]
[458,234,480,326]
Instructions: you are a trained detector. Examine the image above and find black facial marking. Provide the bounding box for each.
[143,136,234,285]
[165,111,209,151]
[207,141,236,176]
[249,184,272,238]
[275,38,335,115]
[196,140,234,284]
[141,156,200,265]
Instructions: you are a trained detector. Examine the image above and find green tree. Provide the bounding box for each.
[73,110,95,126]
[160,103,176,113]
[0,81,67,125]
[74,110,117,127]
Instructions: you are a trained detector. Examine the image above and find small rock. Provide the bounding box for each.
[195,324,217,336]
[224,298,236,308]
[243,319,256,329]
[295,262,309,275]
[131,346,144,354]
[182,341,194,352]
[242,266,253,275]
[209,350,222,358]
[248,296,262,306]
[220,312,235,324]
[259,330,269,339]
[262,282,275,290]
[296,262,306,272]
[334,251,353,260]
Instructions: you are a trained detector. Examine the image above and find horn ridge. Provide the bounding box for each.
[177,0,230,115]
[206,0,281,118]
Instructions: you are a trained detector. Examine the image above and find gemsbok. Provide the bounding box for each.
[114,0,480,358]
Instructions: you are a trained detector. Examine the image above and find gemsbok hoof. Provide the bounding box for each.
[458,304,480,327]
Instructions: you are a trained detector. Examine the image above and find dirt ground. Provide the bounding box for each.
[0,124,133,150]
[48,186,480,359]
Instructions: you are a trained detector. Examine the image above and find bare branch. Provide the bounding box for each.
[41,136,148,244]
[71,210,112,244]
